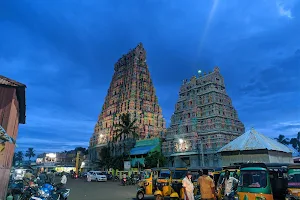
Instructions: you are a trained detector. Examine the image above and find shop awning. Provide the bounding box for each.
[130,145,157,156]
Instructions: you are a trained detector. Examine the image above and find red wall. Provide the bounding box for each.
[0,86,20,200]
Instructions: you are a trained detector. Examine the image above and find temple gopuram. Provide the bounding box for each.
[89,43,166,162]
[162,67,245,167]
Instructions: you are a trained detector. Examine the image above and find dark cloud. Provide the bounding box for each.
[240,49,300,96]
[0,0,299,152]
[275,124,300,132]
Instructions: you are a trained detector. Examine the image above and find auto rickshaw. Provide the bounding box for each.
[237,163,289,200]
[212,167,222,187]
[170,168,188,200]
[154,168,179,199]
[286,164,300,200]
[216,164,241,200]
[136,168,161,200]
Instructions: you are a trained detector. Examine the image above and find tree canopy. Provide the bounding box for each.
[276,132,300,152]
[144,151,166,168]
[113,113,138,142]
[16,151,24,166]
[25,148,35,161]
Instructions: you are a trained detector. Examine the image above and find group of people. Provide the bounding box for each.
[182,169,238,200]
[22,170,67,188]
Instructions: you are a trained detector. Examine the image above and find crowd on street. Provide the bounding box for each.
[183,169,238,200]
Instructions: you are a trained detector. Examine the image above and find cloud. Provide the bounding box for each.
[1,0,300,153]
[277,1,293,19]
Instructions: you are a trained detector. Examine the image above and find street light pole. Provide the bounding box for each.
[198,139,205,167]
[201,141,205,167]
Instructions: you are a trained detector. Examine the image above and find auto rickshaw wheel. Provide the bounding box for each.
[136,191,144,200]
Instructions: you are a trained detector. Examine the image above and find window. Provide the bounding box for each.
[239,171,267,188]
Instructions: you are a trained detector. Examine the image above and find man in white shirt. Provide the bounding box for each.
[182,171,194,200]
[61,172,67,186]
[222,170,238,200]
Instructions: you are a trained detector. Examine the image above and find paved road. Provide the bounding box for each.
[66,178,158,200]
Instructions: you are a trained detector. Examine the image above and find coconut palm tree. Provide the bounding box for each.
[25,148,35,161]
[290,138,298,149]
[276,134,289,145]
[16,151,23,166]
[113,113,138,142]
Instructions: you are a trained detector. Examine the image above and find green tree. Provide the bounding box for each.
[113,113,138,142]
[99,146,112,170]
[111,155,127,170]
[12,153,17,166]
[25,148,35,161]
[144,151,166,168]
[16,151,23,166]
[276,134,289,145]
[290,138,299,149]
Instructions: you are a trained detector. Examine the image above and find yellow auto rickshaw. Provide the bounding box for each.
[286,164,300,199]
[154,168,179,199]
[170,167,188,200]
[212,167,222,187]
[136,168,161,200]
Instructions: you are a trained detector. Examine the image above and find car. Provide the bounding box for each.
[87,171,107,182]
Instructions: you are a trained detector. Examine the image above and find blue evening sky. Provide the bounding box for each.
[0,0,299,154]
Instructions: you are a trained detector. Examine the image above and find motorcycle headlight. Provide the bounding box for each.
[145,182,149,186]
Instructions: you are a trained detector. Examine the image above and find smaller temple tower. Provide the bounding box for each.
[162,67,245,167]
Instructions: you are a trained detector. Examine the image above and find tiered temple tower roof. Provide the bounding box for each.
[162,67,245,167]
[90,43,166,149]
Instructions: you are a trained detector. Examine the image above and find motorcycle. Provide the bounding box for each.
[10,180,24,200]
[121,177,127,186]
[113,176,120,182]
[29,183,70,200]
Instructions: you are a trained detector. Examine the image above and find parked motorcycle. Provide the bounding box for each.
[121,177,127,186]
[9,180,24,200]
[113,176,120,182]
[29,183,70,200]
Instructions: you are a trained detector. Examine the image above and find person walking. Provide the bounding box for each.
[39,172,47,185]
[60,172,67,188]
[48,170,55,184]
[198,169,215,200]
[182,171,194,200]
[221,170,238,200]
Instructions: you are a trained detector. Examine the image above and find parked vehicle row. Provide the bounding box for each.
[135,163,300,200]
[9,179,70,200]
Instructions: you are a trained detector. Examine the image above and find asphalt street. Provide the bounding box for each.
[66,178,160,200]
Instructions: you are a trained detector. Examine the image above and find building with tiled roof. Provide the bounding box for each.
[218,128,293,165]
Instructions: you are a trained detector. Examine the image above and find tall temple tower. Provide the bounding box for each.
[162,67,244,167]
[89,43,166,161]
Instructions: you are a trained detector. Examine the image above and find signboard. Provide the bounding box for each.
[124,161,131,170]
[44,163,55,167]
